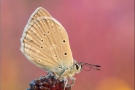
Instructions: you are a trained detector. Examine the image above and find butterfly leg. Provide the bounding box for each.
[51,71,60,79]
[63,78,68,90]
[69,77,76,86]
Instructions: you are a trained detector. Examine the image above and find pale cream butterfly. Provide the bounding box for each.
[20,7,100,87]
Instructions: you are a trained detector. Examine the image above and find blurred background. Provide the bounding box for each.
[1,0,134,90]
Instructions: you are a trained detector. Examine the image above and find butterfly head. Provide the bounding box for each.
[73,61,83,74]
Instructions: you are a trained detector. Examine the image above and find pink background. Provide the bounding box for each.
[1,0,134,90]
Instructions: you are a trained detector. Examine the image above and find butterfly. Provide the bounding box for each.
[20,7,100,87]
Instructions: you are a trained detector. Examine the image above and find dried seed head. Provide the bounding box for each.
[27,73,72,90]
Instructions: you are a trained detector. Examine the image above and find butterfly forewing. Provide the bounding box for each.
[20,7,74,71]
[28,7,52,23]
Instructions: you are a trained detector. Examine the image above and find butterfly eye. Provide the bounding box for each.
[75,64,79,70]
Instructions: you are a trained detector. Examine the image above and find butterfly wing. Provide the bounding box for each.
[20,7,74,71]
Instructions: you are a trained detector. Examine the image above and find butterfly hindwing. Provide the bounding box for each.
[20,7,74,71]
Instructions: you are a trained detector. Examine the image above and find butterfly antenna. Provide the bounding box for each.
[79,62,101,71]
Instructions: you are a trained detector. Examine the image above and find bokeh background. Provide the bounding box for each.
[1,0,134,90]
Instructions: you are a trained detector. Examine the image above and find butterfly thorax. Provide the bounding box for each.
[51,62,82,79]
